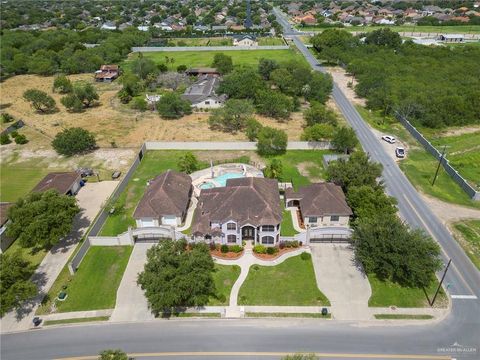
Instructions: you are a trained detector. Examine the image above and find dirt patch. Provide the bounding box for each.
[297,161,323,182]
[211,250,244,259]
[420,192,480,224]
[440,125,480,137]
[325,67,366,107]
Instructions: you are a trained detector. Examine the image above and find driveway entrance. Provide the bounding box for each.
[310,243,372,320]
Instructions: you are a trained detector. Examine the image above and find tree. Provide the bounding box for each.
[14,134,28,144]
[326,152,383,192]
[258,58,278,80]
[7,190,80,249]
[303,103,338,127]
[0,133,11,145]
[347,185,397,221]
[304,72,333,104]
[52,127,96,156]
[256,127,287,156]
[0,252,37,316]
[263,159,283,180]
[23,89,56,113]
[332,126,358,154]
[311,29,359,64]
[119,73,144,101]
[130,97,148,112]
[365,28,402,48]
[98,349,130,360]
[157,92,192,119]
[245,118,263,141]
[178,152,199,174]
[353,214,442,288]
[218,69,265,99]
[61,93,84,112]
[177,64,187,73]
[212,53,233,74]
[270,68,297,95]
[72,82,99,108]
[132,56,158,80]
[301,124,335,141]
[53,75,73,93]
[255,90,292,120]
[208,99,254,132]
[137,239,216,316]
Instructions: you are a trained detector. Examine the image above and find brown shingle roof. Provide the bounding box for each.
[133,170,192,219]
[0,203,13,226]
[192,177,282,235]
[287,183,352,217]
[32,172,81,194]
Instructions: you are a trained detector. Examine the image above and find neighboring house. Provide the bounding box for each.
[133,170,193,227]
[233,34,258,46]
[95,64,120,82]
[0,202,14,253]
[285,183,352,228]
[145,94,161,105]
[33,172,82,195]
[100,22,117,30]
[437,34,465,43]
[186,67,220,76]
[181,74,226,109]
[192,177,282,246]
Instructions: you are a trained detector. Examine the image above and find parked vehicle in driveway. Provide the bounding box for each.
[382,135,396,144]
[395,147,406,158]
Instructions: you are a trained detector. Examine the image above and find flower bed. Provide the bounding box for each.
[210,244,244,260]
[253,246,304,261]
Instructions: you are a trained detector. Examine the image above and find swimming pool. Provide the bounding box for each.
[199,172,244,189]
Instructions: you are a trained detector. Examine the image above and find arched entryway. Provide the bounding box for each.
[241,225,255,240]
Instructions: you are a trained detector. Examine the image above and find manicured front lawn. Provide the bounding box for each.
[239,254,330,306]
[281,208,298,236]
[209,264,241,306]
[128,49,308,69]
[0,163,54,202]
[453,220,480,270]
[39,246,132,313]
[368,274,447,308]
[43,316,110,326]
[5,240,48,271]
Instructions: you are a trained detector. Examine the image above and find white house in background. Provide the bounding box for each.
[285,183,352,228]
[133,170,193,227]
[181,74,226,109]
[233,34,258,46]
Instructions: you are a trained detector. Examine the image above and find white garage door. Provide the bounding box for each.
[140,219,155,227]
[162,216,177,226]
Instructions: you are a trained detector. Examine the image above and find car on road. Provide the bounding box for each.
[395,147,406,158]
[382,135,396,144]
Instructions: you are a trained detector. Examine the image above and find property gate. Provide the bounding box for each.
[308,227,353,244]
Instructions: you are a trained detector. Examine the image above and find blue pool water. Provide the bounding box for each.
[199,172,244,189]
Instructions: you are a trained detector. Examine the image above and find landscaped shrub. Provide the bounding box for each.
[253,245,267,254]
[229,245,243,253]
[0,133,11,145]
[278,241,285,249]
[131,96,148,112]
[14,134,28,144]
[266,247,278,255]
[9,131,19,138]
[220,244,229,253]
[284,240,299,248]
[1,113,14,123]
[300,252,311,260]
[209,242,217,251]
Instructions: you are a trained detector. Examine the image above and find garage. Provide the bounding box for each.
[162,215,177,226]
[139,218,156,227]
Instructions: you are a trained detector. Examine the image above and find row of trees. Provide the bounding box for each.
[326,152,442,288]
[312,28,480,128]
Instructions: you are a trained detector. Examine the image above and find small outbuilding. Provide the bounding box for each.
[33,172,83,196]
[95,65,120,82]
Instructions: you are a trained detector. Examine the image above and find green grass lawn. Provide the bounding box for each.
[257,37,285,45]
[368,274,447,308]
[239,254,330,306]
[453,220,480,270]
[281,208,298,236]
[374,314,433,320]
[38,246,132,313]
[296,24,480,34]
[4,240,48,270]
[128,49,308,69]
[246,312,331,318]
[208,264,241,306]
[43,316,110,326]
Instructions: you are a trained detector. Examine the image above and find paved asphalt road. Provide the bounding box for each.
[1,11,479,360]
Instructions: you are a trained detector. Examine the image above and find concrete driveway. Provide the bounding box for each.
[310,243,372,320]
[110,243,155,322]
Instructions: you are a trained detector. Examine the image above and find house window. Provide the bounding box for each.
[261,236,275,245]
[227,234,236,243]
[331,215,340,222]
[262,225,275,232]
[227,222,236,230]
[308,217,317,224]
[205,101,210,105]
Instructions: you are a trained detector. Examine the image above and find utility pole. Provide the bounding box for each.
[430,259,451,307]
[431,145,447,186]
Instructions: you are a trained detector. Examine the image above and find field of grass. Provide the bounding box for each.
[368,274,447,308]
[43,316,110,326]
[453,220,480,270]
[165,37,232,46]
[100,150,333,236]
[209,264,241,306]
[38,246,132,314]
[296,24,480,34]
[374,314,433,320]
[129,49,308,69]
[238,254,330,306]
[257,37,285,45]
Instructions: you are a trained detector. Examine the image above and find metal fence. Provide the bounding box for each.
[395,113,479,201]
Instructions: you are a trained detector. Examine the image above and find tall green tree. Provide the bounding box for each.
[263,159,283,181]
[52,127,96,156]
[0,252,37,316]
[132,56,158,80]
[218,69,265,100]
[7,190,80,249]
[212,53,233,74]
[137,239,216,316]
[23,89,56,113]
[53,75,73,94]
[303,103,338,127]
[332,126,358,154]
[255,90,292,120]
[365,28,402,48]
[304,72,333,104]
[208,99,254,132]
[258,58,278,80]
[157,92,192,119]
[178,152,199,174]
[256,127,288,156]
[347,185,397,221]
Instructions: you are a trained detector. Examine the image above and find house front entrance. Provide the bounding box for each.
[241,226,255,240]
